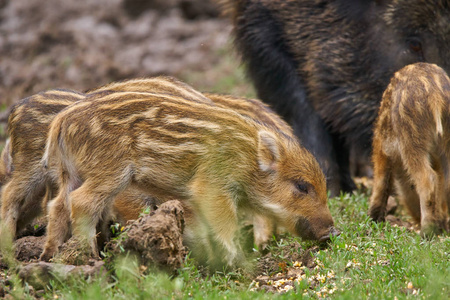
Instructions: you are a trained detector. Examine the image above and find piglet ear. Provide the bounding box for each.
[257,130,280,172]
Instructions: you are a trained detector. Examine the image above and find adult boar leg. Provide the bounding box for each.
[332,133,357,193]
[290,104,340,196]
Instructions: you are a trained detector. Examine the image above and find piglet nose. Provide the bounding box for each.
[318,226,341,242]
[330,226,340,237]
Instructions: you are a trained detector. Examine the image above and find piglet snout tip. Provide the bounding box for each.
[318,226,341,242]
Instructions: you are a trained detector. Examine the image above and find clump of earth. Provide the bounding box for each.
[107,200,186,273]
[1,200,187,293]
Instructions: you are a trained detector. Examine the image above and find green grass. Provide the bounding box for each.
[3,191,449,299]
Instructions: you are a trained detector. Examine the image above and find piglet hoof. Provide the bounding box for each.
[39,249,55,262]
[318,226,340,242]
[368,206,386,223]
[420,222,445,239]
[256,242,270,255]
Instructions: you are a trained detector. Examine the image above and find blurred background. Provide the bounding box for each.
[0,0,255,139]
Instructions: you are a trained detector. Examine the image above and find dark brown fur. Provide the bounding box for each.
[223,0,450,195]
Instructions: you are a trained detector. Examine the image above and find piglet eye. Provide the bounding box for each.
[296,182,309,194]
[408,38,423,54]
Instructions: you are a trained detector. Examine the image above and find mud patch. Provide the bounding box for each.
[108,200,186,273]
[15,236,45,262]
[256,242,313,276]
[386,215,418,232]
[0,0,229,110]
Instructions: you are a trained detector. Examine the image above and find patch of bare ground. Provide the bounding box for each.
[16,217,47,239]
[249,243,322,293]
[385,215,419,232]
[0,0,228,106]
[17,260,106,291]
[0,200,186,292]
[0,0,233,146]
[15,236,45,262]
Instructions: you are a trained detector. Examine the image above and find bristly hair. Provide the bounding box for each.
[385,0,450,34]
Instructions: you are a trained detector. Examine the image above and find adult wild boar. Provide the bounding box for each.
[224,0,450,195]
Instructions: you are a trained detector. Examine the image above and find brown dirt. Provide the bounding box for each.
[15,236,45,262]
[52,236,98,266]
[250,245,321,293]
[386,215,419,232]
[0,200,186,290]
[256,243,315,276]
[0,0,229,109]
[107,200,186,273]
[17,260,106,290]
[24,200,186,270]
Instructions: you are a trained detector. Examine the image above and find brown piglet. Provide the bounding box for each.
[369,62,450,236]
[0,90,85,239]
[0,88,157,243]
[92,78,297,250]
[41,89,338,267]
